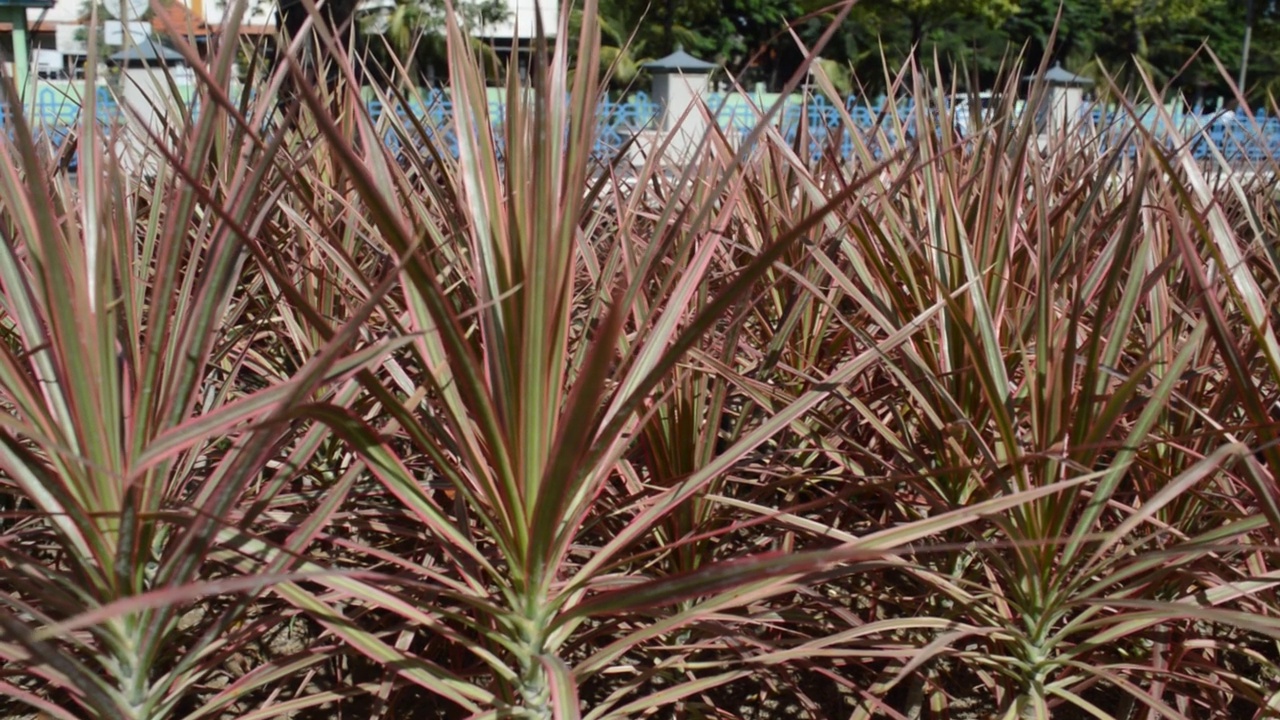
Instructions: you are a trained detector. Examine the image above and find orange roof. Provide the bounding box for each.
[152,2,212,37]
[219,24,275,36]
[27,11,273,38]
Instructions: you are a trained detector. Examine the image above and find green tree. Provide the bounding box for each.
[1079,0,1244,98]
[359,0,507,85]
[792,0,1274,102]
[793,0,1021,95]
[703,0,803,80]
[1002,0,1104,70]
[276,0,360,89]
[857,0,1021,47]
[590,0,869,90]
[1241,0,1280,100]
[577,0,722,88]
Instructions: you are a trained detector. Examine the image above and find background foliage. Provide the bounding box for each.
[797,0,1280,100]
[375,0,1280,101]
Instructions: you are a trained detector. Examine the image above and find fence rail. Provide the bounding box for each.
[7,85,1280,166]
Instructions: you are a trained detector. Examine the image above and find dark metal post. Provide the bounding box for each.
[1239,0,1256,94]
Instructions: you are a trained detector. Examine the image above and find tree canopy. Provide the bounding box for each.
[785,0,1278,101]
[604,0,1278,101]
[340,0,1280,102]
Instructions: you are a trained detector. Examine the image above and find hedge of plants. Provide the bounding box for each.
[0,3,1278,718]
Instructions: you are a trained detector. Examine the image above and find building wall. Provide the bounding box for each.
[31,0,558,36]
[27,0,273,73]
[29,0,275,28]
[27,0,80,25]
[200,0,277,30]
[24,0,554,73]
[479,0,557,42]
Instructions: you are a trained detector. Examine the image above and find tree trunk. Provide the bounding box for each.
[663,0,675,48]
[275,0,359,100]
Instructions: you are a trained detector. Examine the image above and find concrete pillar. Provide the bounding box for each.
[1046,86,1085,131]
[108,39,193,172]
[0,6,30,100]
[109,40,193,132]
[1025,62,1093,137]
[643,45,718,159]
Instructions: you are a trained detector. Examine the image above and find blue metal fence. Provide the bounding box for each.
[7,86,1280,166]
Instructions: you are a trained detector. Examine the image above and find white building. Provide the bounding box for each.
[26,0,276,76]
[478,0,556,43]
[25,0,554,76]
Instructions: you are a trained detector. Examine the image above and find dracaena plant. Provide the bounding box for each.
[243,1,1096,717]
[0,7,409,719]
[728,55,1280,719]
[10,2,1277,716]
